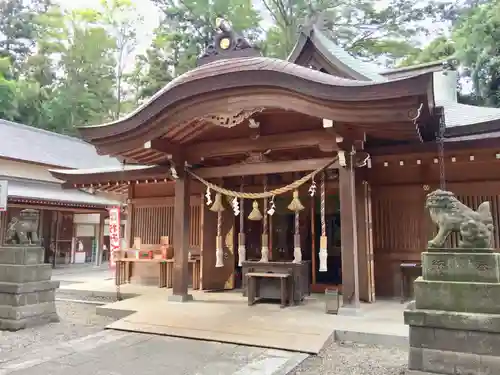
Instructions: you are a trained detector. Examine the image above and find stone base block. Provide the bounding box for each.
[0,299,57,319]
[414,278,500,314]
[0,289,55,306]
[0,246,44,265]
[0,264,53,283]
[0,313,59,331]
[0,280,60,294]
[422,251,500,283]
[405,308,500,333]
[409,325,500,357]
[408,346,500,375]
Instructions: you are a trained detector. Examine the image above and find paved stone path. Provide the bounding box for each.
[0,330,307,375]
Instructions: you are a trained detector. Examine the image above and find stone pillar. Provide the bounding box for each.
[169,169,192,302]
[0,246,59,331]
[405,249,500,374]
[338,157,360,314]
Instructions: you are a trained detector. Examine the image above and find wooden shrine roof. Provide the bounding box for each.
[288,25,386,81]
[76,56,436,161]
[0,119,120,169]
[49,164,172,193]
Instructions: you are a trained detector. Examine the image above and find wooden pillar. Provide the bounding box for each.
[169,169,192,302]
[356,178,375,302]
[339,152,360,312]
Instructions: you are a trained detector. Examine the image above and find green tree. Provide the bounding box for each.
[261,0,452,65]
[0,0,37,74]
[0,57,18,120]
[100,0,143,119]
[453,0,500,107]
[128,35,174,101]
[13,2,65,127]
[42,9,117,133]
[399,36,455,67]
[138,0,261,99]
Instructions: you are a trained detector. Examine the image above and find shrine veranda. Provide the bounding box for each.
[49,21,500,305]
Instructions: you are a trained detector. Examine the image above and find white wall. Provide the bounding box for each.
[0,158,61,182]
[75,224,95,237]
[74,213,100,224]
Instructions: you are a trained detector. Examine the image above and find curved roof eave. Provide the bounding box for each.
[76,56,434,148]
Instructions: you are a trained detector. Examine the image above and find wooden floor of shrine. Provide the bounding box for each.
[59,280,408,354]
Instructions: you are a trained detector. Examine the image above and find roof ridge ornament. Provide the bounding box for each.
[196,17,260,66]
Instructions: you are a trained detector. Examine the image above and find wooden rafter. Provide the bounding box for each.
[148,130,341,162]
[192,157,339,178]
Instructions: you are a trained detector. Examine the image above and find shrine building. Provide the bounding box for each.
[49,21,500,307]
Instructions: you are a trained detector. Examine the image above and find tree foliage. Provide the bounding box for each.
[0,0,499,135]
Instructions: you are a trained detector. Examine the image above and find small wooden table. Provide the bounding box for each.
[115,258,169,288]
[165,259,201,290]
[247,272,292,308]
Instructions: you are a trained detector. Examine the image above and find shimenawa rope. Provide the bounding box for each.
[185,156,339,199]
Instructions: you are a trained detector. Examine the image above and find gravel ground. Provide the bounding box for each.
[0,301,117,358]
[289,336,408,375]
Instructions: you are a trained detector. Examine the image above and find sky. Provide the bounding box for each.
[56,0,160,55]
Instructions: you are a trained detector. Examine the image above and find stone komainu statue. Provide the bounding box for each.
[5,209,40,245]
[426,189,494,249]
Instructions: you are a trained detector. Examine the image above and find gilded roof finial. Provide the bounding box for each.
[215,17,232,33]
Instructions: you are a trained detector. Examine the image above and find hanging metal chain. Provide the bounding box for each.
[263,176,268,235]
[239,177,244,232]
[321,171,326,237]
[437,111,447,190]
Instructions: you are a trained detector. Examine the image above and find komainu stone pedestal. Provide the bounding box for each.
[0,246,59,331]
[405,249,500,375]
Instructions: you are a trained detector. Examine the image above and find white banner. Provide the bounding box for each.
[0,180,7,212]
[108,207,121,268]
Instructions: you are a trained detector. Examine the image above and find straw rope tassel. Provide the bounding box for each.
[293,211,302,263]
[260,176,269,262]
[215,210,224,268]
[319,171,328,272]
[238,182,246,267]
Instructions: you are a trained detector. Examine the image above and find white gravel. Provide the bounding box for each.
[290,336,408,375]
[0,301,117,358]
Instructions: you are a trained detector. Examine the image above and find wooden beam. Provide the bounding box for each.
[179,130,340,161]
[194,157,339,178]
[146,139,181,155]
